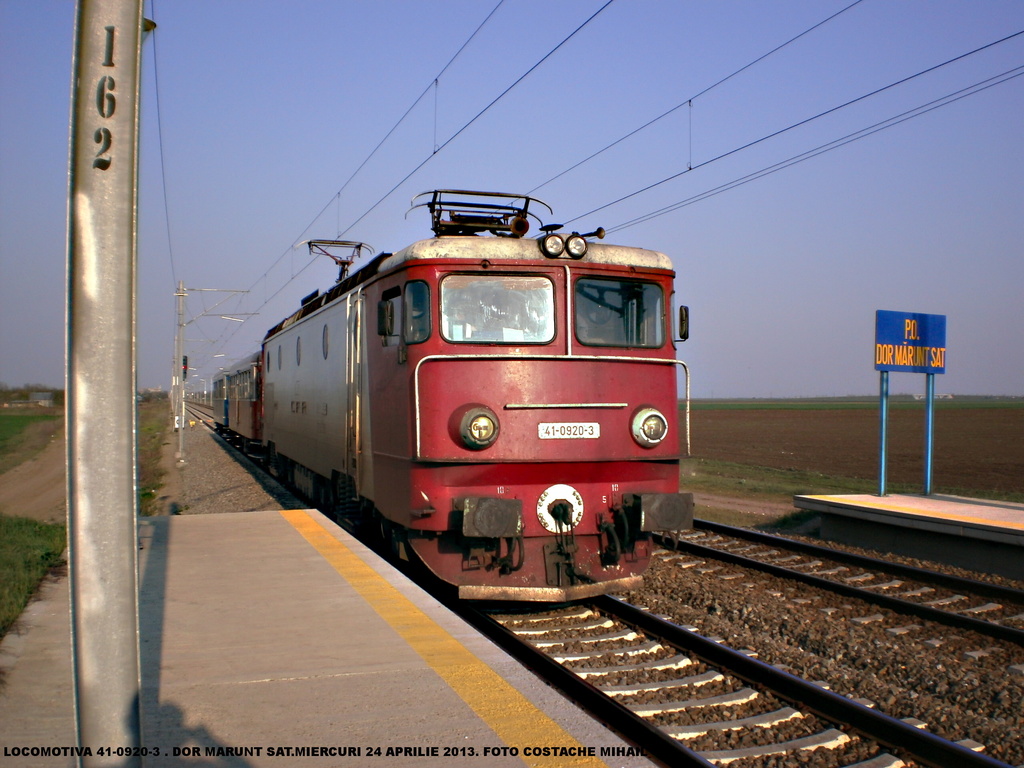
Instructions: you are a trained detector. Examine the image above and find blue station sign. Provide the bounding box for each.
[875,310,946,374]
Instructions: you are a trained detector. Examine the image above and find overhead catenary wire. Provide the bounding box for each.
[328,1,506,210]
[199,0,618,368]
[147,0,178,288]
[173,11,1022,378]
[234,0,507,310]
[333,0,617,240]
[176,1,507,368]
[563,28,1024,227]
[529,0,866,195]
[605,65,1024,233]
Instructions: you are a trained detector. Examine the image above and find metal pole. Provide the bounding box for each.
[176,280,186,462]
[924,372,935,495]
[66,1,145,764]
[877,371,889,496]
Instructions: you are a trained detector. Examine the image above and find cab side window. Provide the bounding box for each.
[404,281,430,344]
[379,287,403,347]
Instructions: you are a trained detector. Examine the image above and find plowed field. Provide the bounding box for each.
[688,402,1024,496]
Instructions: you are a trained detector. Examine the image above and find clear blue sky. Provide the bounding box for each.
[2,0,1022,397]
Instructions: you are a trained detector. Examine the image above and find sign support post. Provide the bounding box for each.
[924,372,935,495]
[878,370,889,496]
[874,310,947,497]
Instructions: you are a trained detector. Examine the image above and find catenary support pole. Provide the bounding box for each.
[176,280,186,461]
[66,1,145,764]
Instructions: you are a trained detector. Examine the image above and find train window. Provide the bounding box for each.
[404,281,430,344]
[379,287,402,347]
[322,324,329,359]
[574,278,664,348]
[441,275,554,344]
[277,345,282,370]
[296,336,302,366]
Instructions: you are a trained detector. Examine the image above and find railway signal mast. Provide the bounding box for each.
[173,283,250,462]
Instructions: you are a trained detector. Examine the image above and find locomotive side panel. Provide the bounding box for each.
[363,277,418,526]
[263,292,374,500]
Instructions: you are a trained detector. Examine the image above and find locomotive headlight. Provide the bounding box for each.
[631,407,668,448]
[540,233,565,258]
[469,414,496,442]
[457,405,500,450]
[565,234,588,259]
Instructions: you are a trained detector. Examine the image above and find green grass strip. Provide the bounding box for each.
[0,516,66,639]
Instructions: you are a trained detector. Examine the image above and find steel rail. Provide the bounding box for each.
[596,596,1010,768]
[451,604,715,768]
[658,531,1024,647]
[695,519,1024,605]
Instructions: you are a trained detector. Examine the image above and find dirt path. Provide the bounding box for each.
[0,432,66,523]
[693,492,797,519]
[0,427,795,526]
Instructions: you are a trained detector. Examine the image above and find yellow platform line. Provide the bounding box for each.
[281,509,610,768]
[809,495,1024,532]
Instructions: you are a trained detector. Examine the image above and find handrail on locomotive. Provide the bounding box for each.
[409,189,555,238]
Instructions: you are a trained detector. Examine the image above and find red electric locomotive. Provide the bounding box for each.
[261,191,692,600]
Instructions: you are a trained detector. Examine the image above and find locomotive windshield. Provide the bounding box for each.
[441,274,555,344]
[574,278,665,348]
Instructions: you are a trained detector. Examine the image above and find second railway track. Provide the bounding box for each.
[454,597,1009,767]
[660,522,1024,646]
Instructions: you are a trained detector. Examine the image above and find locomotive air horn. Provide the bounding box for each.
[510,216,530,237]
[580,227,605,240]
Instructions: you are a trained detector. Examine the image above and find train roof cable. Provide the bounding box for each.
[528,0,867,196]
[564,28,1024,228]
[605,64,1024,234]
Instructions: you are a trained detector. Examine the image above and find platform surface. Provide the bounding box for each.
[0,509,655,767]
[794,493,1024,543]
[794,493,1024,580]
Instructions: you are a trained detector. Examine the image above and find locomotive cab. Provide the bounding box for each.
[261,191,693,601]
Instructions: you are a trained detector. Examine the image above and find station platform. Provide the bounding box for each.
[0,509,655,767]
[793,493,1024,581]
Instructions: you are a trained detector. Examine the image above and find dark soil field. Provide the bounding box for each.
[687,401,1024,497]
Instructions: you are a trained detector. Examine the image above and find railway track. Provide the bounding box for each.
[660,522,1024,647]
[182,408,1022,764]
[453,597,1007,767]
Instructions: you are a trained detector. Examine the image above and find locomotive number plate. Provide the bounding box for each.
[538,422,600,439]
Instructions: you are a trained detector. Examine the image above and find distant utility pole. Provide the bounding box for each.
[174,281,185,458]
[173,285,250,462]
